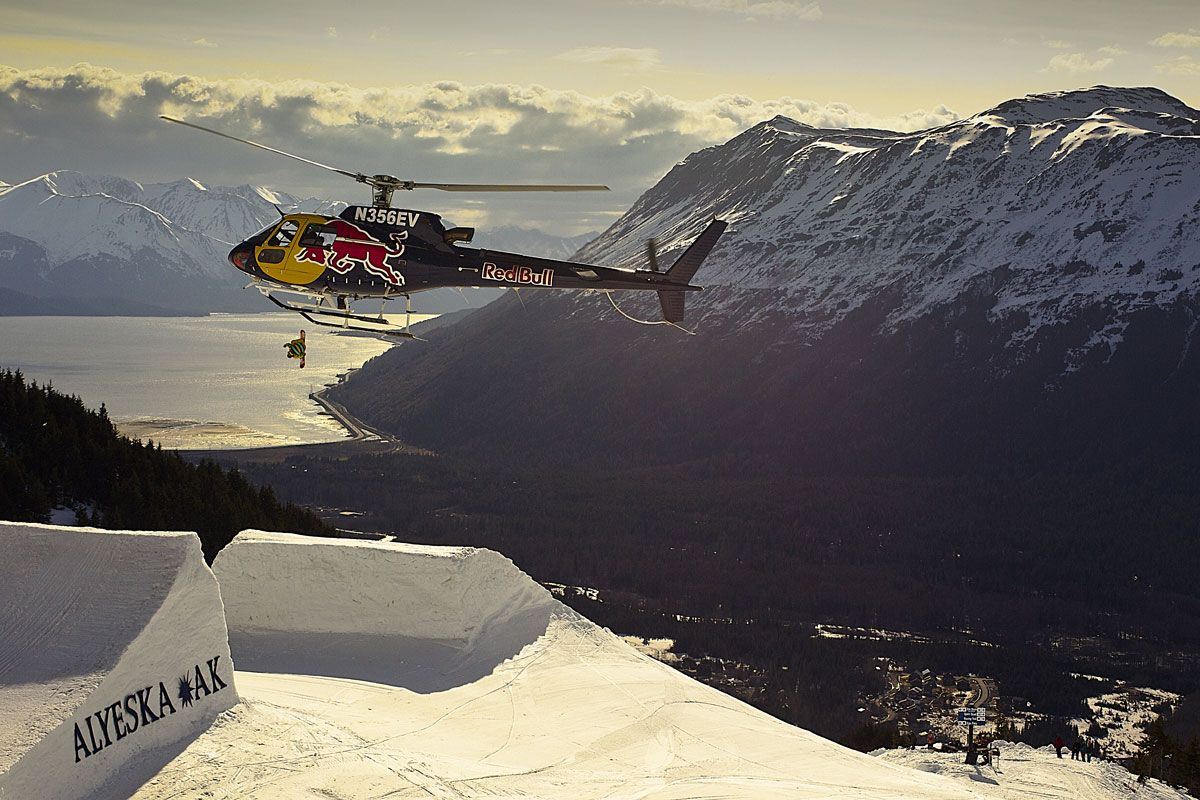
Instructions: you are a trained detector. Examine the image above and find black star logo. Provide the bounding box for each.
[177,675,194,708]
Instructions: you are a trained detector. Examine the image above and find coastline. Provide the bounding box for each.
[182,372,434,466]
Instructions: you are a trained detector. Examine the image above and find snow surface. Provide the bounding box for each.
[1082,686,1182,760]
[0,522,237,800]
[3,526,1185,799]
[133,530,977,799]
[877,740,1188,799]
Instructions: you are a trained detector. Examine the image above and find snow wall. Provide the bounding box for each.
[0,522,238,800]
[213,530,560,692]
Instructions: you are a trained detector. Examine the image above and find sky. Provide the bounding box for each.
[2,0,1200,232]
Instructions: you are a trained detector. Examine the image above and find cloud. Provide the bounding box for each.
[326,27,338,38]
[1043,39,1073,50]
[637,0,822,20]
[0,64,956,230]
[1043,52,1113,73]
[1097,45,1127,57]
[1152,30,1200,48]
[1157,55,1200,75]
[557,47,662,71]
[192,38,217,48]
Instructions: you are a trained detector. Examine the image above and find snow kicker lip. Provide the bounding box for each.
[212,530,560,693]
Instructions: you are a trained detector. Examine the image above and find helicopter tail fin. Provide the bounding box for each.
[657,218,727,323]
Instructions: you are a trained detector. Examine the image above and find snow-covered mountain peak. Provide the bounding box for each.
[0,171,317,275]
[573,86,1200,368]
[758,115,819,136]
[977,86,1197,126]
[24,170,146,204]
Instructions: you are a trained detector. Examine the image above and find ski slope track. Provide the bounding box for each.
[0,522,237,800]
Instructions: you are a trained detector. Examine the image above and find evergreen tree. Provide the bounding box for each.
[0,369,332,559]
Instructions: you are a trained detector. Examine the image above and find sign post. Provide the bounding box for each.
[957,707,987,764]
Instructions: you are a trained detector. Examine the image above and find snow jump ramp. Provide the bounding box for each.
[162,530,971,799]
[0,522,237,800]
[2,525,983,798]
[213,530,557,692]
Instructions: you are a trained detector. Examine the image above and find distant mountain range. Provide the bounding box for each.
[330,86,1200,475]
[472,226,598,260]
[0,173,594,315]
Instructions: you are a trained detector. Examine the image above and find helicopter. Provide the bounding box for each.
[160,116,727,338]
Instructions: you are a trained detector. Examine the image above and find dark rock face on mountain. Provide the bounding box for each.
[331,87,1200,476]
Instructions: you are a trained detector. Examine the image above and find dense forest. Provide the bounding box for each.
[0,369,330,558]
[1133,714,1200,795]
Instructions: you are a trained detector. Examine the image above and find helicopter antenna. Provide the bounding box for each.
[159,115,610,208]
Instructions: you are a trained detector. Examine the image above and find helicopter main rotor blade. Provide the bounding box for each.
[410,182,610,192]
[159,115,362,181]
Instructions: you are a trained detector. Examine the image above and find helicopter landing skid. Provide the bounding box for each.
[251,282,419,339]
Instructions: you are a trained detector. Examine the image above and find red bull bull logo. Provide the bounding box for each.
[296,219,407,287]
[481,262,554,287]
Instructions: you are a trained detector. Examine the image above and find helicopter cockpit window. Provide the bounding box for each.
[268,220,300,248]
[298,224,338,249]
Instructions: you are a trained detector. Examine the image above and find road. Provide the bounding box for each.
[971,676,994,708]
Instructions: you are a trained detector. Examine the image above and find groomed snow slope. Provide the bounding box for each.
[0,522,237,800]
[876,741,1187,799]
[128,530,978,799]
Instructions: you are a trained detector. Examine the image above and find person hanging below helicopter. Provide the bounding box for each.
[284,330,306,368]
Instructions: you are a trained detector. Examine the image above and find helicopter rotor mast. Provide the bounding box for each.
[159,116,608,208]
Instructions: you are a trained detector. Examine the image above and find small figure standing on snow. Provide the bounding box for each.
[1054,736,1064,758]
[285,329,306,368]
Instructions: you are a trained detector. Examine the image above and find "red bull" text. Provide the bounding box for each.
[480,262,554,287]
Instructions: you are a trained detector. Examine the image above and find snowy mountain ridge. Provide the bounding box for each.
[0,171,342,277]
[574,86,1200,366]
[472,225,599,259]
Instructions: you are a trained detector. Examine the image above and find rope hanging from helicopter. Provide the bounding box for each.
[601,290,696,335]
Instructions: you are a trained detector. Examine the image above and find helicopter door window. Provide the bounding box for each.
[298,224,338,249]
[268,219,300,248]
